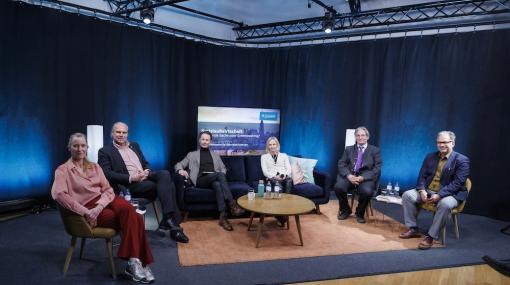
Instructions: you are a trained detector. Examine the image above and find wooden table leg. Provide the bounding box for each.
[286,216,290,230]
[255,214,265,248]
[294,215,304,246]
[247,212,255,231]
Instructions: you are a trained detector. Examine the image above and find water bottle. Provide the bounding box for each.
[386,182,392,195]
[265,181,272,199]
[257,180,265,197]
[124,188,132,202]
[394,182,400,196]
[274,181,281,199]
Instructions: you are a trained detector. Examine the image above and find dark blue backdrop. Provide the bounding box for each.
[1,1,509,220]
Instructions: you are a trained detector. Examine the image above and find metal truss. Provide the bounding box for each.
[104,0,242,25]
[234,0,510,40]
[106,0,189,15]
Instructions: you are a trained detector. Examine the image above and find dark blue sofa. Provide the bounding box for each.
[174,155,331,220]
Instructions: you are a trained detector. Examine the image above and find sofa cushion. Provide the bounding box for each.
[245,155,265,183]
[291,162,306,185]
[184,187,217,203]
[222,156,246,182]
[228,182,253,198]
[292,183,324,199]
[288,156,318,184]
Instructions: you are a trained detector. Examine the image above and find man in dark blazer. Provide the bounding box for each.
[334,126,382,223]
[399,131,470,250]
[98,122,189,243]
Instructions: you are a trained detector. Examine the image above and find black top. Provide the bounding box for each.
[199,147,214,175]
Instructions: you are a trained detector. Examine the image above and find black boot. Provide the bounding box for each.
[160,215,189,243]
[275,216,287,227]
[229,200,245,216]
[170,228,189,243]
[219,212,233,231]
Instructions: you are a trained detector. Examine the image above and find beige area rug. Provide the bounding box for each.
[177,200,435,266]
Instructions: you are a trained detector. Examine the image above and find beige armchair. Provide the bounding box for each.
[57,204,118,278]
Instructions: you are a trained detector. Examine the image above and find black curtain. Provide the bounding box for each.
[1,1,509,221]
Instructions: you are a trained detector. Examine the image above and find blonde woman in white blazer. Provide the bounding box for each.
[260,137,293,192]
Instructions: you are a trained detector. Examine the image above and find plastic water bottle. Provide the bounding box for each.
[257,180,265,197]
[274,181,281,199]
[386,182,392,195]
[394,182,400,196]
[124,188,132,202]
[265,181,272,199]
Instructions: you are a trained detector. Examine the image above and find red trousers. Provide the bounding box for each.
[86,196,154,265]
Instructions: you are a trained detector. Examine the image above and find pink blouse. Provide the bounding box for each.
[51,159,115,216]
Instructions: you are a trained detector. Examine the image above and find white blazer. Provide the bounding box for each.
[260,152,292,179]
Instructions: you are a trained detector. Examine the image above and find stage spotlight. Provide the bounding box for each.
[322,11,334,33]
[140,7,154,24]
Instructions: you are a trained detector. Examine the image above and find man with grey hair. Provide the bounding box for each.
[399,131,470,250]
[334,126,382,224]
[98,122,189,243]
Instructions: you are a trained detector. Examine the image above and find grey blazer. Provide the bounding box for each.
[174,149,226,185]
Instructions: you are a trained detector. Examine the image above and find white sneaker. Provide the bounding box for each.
[143,266,155,283]
[125,259,146,282]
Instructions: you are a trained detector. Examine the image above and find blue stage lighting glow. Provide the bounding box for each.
[121,112,168,171]
[0,125,52,201]
[280,118,334,172]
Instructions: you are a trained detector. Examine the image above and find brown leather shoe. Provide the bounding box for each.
[229,201,245,217]
[399,228,421,239]
[418,236,434,250]
[219,218,233,231]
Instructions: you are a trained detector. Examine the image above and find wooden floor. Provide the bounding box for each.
[292,264,510,285]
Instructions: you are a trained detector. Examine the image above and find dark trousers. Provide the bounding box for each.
[128,170,181,223]
[334,177,375,217]
[268,177,293,193]
[196,172,233,212]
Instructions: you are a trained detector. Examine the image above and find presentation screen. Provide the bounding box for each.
[197,106,280,155]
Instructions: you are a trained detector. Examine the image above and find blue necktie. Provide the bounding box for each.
[353,146,363,174]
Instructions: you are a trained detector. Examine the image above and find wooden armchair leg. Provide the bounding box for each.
[441,227,446,245]
[63,236,77,275]
[79,238,86,259]
[453,214,460,239]
[106,238,116,279]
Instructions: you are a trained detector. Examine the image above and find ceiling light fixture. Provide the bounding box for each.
[140,7,154,24]
[322,11,334,33]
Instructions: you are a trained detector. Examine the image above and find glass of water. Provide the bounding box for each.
[247,189,256,200]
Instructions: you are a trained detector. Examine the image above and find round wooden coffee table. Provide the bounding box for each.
[237,193,315,248]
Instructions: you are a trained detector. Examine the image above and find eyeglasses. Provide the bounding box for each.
[436,141,452,145]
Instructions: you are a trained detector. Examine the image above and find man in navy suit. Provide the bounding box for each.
[334,126,382,224]
[98,122,189,243]
[399,131,470,250]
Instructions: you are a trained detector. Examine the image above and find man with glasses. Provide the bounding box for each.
[399,131,470,250]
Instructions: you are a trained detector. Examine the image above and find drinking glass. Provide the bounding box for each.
[247,189,256,200]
